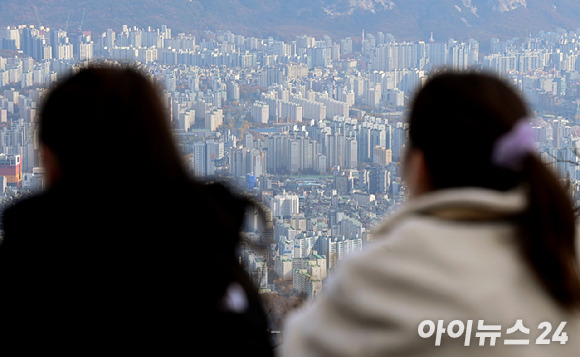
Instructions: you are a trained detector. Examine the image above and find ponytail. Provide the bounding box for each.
[519,155,580,311]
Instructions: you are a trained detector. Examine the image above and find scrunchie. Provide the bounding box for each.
[491,120,536,171]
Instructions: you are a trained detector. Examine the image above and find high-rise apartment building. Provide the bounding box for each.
[0,154,22,188]
[251,101,269,124]
[270,191,300,218]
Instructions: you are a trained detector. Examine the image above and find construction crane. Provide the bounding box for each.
[78,9,86,31]
[32,3,42,28]
[64,12,70,32]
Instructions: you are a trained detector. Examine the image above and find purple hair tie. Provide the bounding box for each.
[491,120,535,171]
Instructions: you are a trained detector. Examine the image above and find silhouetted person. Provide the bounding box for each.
[0,66,274,355]
[281,71,580,356]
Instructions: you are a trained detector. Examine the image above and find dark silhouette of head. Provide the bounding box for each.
[408,71,527,191]
[39,65,188,187]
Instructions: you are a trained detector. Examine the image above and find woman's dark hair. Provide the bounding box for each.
[37,65,274,351]
[39,65,188,184]
[408,71,580,311]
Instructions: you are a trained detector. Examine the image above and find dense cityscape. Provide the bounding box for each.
[1,23,580,330]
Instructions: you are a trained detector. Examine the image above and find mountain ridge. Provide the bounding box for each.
[1,1,579,43]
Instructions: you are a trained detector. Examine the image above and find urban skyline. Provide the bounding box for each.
[1,20,580,333]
